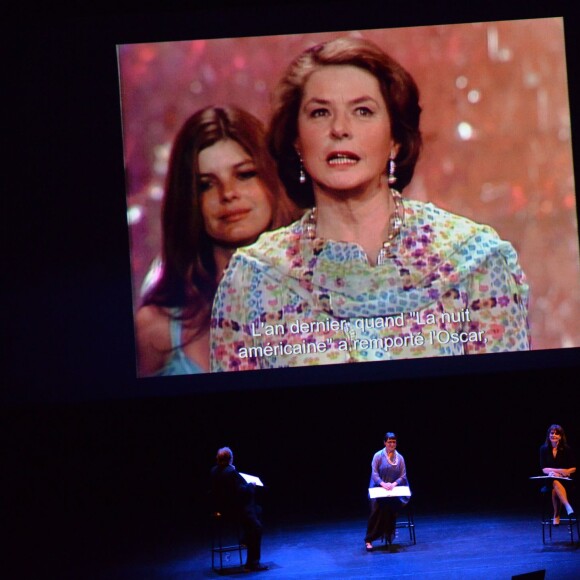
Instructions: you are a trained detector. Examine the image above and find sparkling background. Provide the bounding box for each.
[118,17,579,351]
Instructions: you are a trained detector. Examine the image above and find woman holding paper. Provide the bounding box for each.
[364,432,409,550]
[540,424,576,525]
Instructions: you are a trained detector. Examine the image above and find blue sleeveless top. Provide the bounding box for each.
[155,312,204,376]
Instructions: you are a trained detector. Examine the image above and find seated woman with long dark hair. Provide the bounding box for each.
[540,424,576,525]
[136,106,297,376]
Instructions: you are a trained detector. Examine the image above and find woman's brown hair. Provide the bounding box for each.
[268,36,422,207]
[142,105,296,333]
[545,424,567,449]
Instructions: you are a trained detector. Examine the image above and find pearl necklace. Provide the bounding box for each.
[304,187,405,265]
[386,450,398,466]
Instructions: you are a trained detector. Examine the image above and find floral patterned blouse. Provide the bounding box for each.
[210,200,530,371]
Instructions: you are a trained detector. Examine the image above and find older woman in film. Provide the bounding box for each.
[539,424,576,525]
[136,105,296,376]
[210,37,530,372]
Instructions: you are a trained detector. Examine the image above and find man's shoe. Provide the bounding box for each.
[244,563,269,572]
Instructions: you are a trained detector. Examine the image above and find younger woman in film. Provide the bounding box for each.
[136,105,296,376]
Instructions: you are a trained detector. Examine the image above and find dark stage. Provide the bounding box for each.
[105,513,580,579]
[5,377,580,579]
[12,511,580,579]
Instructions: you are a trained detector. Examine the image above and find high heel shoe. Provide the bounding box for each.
[553,516,560,525]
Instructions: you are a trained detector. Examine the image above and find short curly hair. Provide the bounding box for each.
[268,36,422,208]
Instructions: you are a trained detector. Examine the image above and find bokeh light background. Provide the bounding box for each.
[118,17,579,352]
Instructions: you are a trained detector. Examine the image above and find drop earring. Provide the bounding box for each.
[388,154,397,186]
[298,153,306,184]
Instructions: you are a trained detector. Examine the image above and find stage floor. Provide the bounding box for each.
[96,511,578,579]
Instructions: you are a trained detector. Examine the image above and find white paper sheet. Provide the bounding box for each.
[240,472,264,486]
[368,485,411,498]
[529,475,572,481]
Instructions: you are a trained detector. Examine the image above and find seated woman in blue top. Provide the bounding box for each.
[364,431,410,550]
[136,106,297,376]
[539,424,576,525]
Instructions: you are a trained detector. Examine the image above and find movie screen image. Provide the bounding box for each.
[118,17,579,380]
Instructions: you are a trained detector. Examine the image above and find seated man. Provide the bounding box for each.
[209,446,268,572]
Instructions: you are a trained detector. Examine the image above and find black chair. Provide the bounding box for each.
[210,511,247,572]
[395,504,416,545]
[540,488,579,545]
[378,503,416,546]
